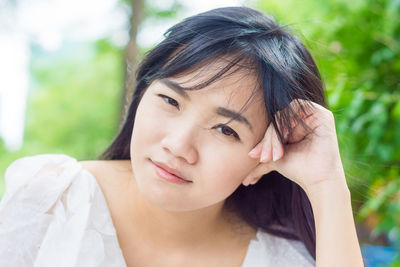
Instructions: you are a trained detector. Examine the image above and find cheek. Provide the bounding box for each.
[131,99,164,151]
[201,146,257,191]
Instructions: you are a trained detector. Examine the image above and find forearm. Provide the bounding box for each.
[306,178,364,267]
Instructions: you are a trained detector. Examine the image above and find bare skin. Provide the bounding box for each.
[80,160,257,267]
[245,100,364,266]
[80,63,363,266]
[80,65,267,267]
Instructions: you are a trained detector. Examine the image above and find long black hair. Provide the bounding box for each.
[101,6,326,259]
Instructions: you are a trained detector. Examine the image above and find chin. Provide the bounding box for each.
[133,174,196,212]
[143,188,199,212]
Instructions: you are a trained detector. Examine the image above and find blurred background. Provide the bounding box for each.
[0,0,399,265]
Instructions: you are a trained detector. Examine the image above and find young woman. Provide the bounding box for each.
[0,6,364,267]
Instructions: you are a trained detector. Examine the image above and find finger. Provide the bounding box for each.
[286,106,335,145]
[270,124,284,161]
[250,100,311,162]
[248,141,263,158]
[271,107,301,149]
[285,113,314,144]
[242,162,275,186]
[277,99,320,144]
[260,124,274,163]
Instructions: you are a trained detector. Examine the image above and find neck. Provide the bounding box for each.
[124,179,233,250]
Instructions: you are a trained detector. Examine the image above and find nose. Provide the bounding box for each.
[161,123,199,165]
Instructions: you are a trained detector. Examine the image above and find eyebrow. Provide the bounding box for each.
[160,79,190,100]
[159,78,253,131]
[216,107,253,131]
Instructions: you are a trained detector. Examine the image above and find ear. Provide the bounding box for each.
[242,176,261,186]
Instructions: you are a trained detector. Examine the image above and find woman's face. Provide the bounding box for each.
[130,64,268,212]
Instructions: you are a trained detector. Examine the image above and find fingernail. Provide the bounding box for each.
[272,147,279,161]
[248,147,259,158]
[260,150,267,162]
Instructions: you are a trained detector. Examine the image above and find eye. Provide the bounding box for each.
[214,124,241,141]
[158,94,179,109]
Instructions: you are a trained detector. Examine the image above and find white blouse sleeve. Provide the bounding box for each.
[0,154,126,267]
[242,229,316,267]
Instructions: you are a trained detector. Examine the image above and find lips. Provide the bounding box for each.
[151,160,191,182]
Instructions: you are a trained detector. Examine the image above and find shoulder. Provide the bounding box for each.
[242,229,315,267]
[2,154,82,203]
[0,154,99,209]
[5,153,77,179]
[79,159,133,192]
[1,154,131,206]
[0,154,127,266]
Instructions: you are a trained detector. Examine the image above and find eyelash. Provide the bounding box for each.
[157,94,241,141]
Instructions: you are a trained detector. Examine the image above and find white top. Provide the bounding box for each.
[0,154,315,267]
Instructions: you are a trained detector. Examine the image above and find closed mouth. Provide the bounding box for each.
[151,159,192,182]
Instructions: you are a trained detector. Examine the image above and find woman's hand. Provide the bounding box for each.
[245,99,364,266]
[243,99,347,195]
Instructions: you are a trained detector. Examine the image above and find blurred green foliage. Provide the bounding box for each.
[0,0,399,254]
[0,39,123,196]
[0,0,183,197]
[256,0,400,247]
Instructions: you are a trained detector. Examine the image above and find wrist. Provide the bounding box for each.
[304,176,351,207]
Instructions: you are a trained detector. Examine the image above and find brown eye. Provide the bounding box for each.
[214,124,240,140]
[158,94,179,109]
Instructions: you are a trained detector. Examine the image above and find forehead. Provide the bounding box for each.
[167,59,264,108]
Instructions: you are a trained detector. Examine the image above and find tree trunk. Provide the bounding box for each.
[120,0,144,125]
